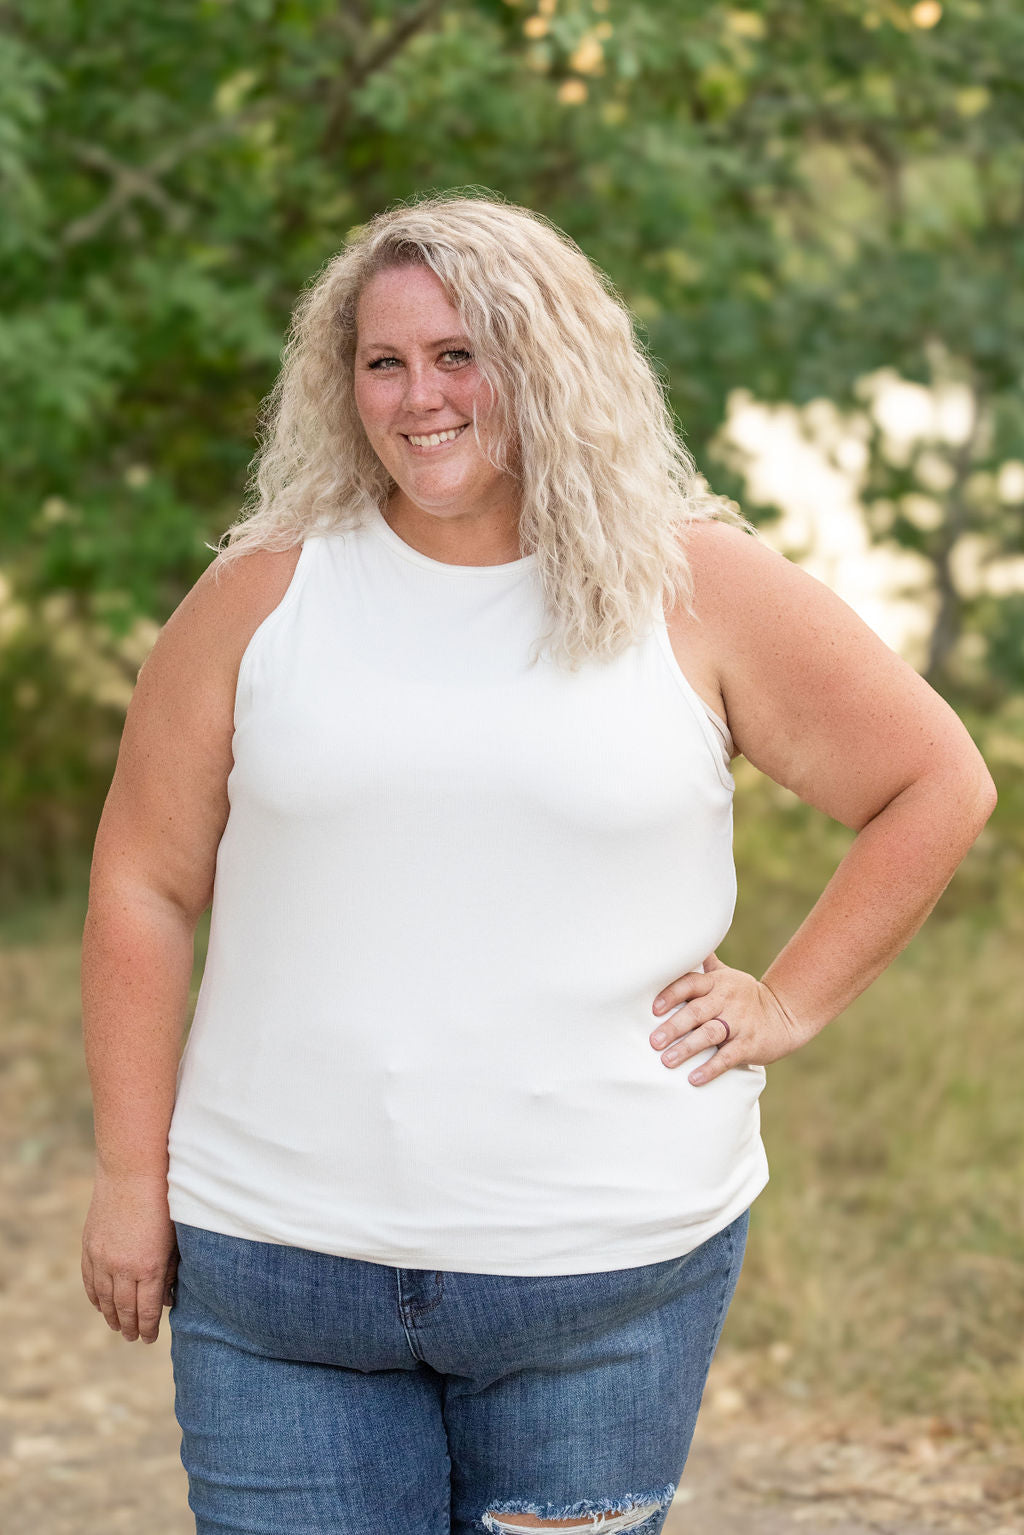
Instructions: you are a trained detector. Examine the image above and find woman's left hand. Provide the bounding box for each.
[649,950,814,1085]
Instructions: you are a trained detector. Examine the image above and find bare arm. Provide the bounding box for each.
[649,521,997,1082]
[80,544,301,1341]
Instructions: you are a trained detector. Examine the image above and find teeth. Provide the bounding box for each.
[407,425,467,447]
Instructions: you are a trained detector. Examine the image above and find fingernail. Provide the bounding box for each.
[653,998,666,1012]
[651,1031,667,1047]
[689,1071,705,1084]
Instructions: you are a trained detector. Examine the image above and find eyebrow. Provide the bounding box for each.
[357,335,470,354]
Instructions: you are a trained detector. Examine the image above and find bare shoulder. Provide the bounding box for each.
[663,519,777,734]
[129,538,307,802]
[151,542,305,679]
[678,517,992,829]
[91,543,304,918]
[678,516,792,610]
[674,515,835,663]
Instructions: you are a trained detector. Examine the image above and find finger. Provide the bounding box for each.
[650,990,727,1048]
[681,995,731,1033]
[652,970,714,1017]
[659,1016,732,1067]
[112,1272,140,1341]
[93,1273,121,1332]
[702,950,723,971]
[81,1249,100,1311]
[688,1040,745,1086]
[136,1274,166,1344]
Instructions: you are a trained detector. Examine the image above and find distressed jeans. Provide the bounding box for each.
[168,1207,749,1535]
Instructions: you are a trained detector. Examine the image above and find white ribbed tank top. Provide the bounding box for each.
[166,505,769,1274]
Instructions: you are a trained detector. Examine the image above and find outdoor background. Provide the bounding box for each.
[1,2,1022,1532]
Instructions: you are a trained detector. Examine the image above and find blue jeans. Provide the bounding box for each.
[168,1208,749,1534]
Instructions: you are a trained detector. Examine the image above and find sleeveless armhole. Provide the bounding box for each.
[232,537,321,730]
[651,610,736,794]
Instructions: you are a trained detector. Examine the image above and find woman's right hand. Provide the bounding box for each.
[81,1168,179,1344]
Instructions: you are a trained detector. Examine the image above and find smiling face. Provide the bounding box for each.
[353,263,524,562]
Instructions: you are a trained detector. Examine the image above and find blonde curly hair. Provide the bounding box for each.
[216,187,756,669]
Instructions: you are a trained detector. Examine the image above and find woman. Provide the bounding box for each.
[80,193,996,1535]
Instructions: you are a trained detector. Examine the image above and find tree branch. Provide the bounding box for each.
[319,0,447,158]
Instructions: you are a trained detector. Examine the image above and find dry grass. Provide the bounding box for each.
[720,761,1023,1436]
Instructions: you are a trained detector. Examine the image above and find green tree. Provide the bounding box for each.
[2,0,1021,905]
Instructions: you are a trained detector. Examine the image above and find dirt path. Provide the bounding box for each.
[1,1150,1022,1535]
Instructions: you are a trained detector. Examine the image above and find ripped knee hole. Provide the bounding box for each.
[482,1498,666,1533]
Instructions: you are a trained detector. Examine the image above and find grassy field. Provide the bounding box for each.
[724,753,1023,1438]
[2,747,1021,1443]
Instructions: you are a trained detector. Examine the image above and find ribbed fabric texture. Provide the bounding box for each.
[166,506,769,1274]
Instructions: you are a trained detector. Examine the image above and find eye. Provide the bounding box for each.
[366,349,473,371]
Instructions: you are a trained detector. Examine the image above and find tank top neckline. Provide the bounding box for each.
[365,501,538,578]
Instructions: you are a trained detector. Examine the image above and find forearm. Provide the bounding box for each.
[81,884,197,1182]
[759,766,997,1039]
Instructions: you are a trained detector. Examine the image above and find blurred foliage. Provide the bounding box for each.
[1,0,1023,909]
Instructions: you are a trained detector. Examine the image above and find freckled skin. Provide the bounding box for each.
[353,264,525,567]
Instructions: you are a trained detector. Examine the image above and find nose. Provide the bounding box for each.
[401,361,446,413]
